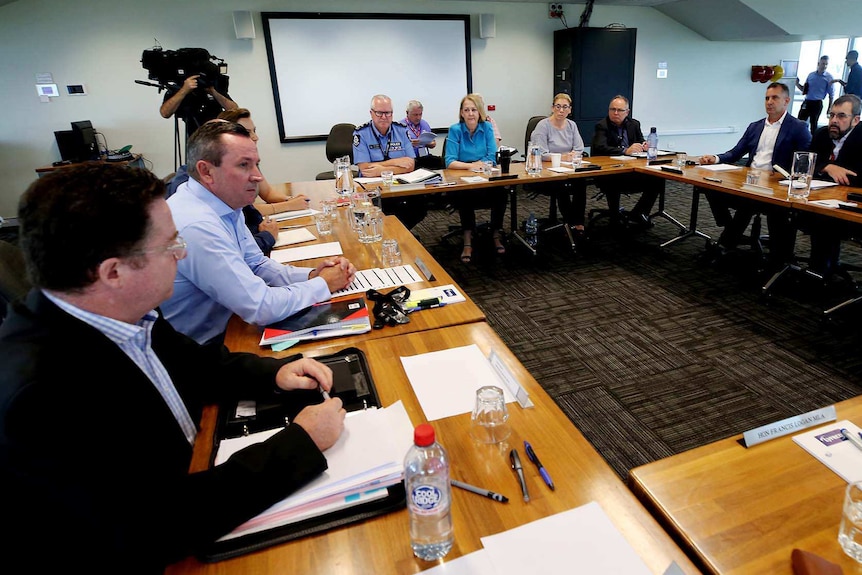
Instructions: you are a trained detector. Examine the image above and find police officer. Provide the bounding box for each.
[353,94,428,230]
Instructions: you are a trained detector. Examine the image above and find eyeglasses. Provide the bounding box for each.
[827,112,855,120]
[133,235,187,261]
[553,104,571,110]
[609,107,629,114]
[371,110,393,118]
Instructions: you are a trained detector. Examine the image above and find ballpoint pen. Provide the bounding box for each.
[524,441,555,491]
[840,428,862,452]
[318,385,331,401]
[509,448,530,502]
[704,177,723,183]
[451,479,509,503]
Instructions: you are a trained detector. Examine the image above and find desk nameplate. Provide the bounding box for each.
[742,405,836,447]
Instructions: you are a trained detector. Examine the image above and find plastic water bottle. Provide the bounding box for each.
[404,423,453,561]
[524,212,538,248]
[646,127,658,161]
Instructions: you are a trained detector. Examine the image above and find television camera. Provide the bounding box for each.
[137,46,230,95]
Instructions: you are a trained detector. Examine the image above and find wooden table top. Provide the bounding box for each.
[224,213,485,358]
[628,396,862,575]
[167,322,700,575]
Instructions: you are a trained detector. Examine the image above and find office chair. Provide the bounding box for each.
[0,240,31,324]
[315,123,358,180]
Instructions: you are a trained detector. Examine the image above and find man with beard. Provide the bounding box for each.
[799,94,862,276]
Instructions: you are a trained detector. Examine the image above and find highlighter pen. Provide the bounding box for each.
[451,479,509,503]
[840,428,862,452]
[509,448,530,502]
[404,297,441,309]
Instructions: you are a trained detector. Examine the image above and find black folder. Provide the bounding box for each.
[199,347,406,562]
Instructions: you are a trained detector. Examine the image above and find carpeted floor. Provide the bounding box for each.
[411,179,862,480]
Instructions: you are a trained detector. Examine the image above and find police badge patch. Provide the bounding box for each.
[353,134,360,147]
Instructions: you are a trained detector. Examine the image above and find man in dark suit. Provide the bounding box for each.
[800,94,862,275]
[699,82,811,262]
[0,164,346,573]
[591,95,663,228]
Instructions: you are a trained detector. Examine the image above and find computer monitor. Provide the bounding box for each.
[70,120,99,161]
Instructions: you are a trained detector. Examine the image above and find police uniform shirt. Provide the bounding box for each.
[352,121,415,174]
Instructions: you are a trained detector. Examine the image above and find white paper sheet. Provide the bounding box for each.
[400,344,515,421]
[778,179,840,190]
[610,155,637,161]
[273,228,317,248]
[700,164,742,171]
[480,502,652,575]
[461,176,487,183]
[417,550,498,575]
[270,241,343,263]
[792,420,862,483]
[547,166,575,173]
[329,265,423,298]
[272,208,316,221]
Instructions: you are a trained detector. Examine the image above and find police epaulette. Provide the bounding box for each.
[356,121,371,129]
[392,120,407,128]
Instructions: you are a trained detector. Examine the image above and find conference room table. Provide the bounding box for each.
[628,396,862,574]
[224,212,486,357]
[167,321,700,575]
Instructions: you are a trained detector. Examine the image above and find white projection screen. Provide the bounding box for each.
[262,12,473,142]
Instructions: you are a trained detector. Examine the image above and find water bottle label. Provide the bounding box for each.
[410,485,444,515]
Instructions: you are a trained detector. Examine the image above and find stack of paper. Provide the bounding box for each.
[272,209,314,222]
[792,419,862,483]
[215,401,414,540]
[396,168,442,184]
[273,228,316,248]
[259,296,371,346]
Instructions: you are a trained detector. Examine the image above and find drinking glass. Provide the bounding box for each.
[381,238,402,267]
[839,480,862,562]
[381,170,394,189]
[745,169,762,185]
[321,197,338,220]
[571,150,583,168]
[469,386,510,444]
[314,212,332,236]
[358,206,383,243]
[676,153,688,169]
[482,160,494,176]
[789,151,817,200]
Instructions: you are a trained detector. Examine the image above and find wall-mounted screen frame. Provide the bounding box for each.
[262,12,472,142]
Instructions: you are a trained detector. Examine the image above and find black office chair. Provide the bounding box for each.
[0,240,31,325]
[315,123,358,180]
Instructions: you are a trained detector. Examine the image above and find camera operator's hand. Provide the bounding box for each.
[160,74,203,119]
[180,75,200,94]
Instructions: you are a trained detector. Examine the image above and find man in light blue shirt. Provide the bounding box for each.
[796,55,834,135]
[162,121,356,344]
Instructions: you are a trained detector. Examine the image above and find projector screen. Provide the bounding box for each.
[262,12,472,142]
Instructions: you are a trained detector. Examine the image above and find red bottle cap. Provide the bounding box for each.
[414,423,435,446]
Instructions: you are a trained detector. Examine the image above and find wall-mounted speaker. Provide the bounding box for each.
[479,14,496,39]
[233,11,256,40]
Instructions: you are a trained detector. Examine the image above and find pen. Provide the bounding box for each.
[404,297,441,309]
[451,479,509,503]
[523,441,555,491]
[608,163,624,168]
[840,428,862,452]
[406,303,446,313]
[704,177,723,183]
[509,448,530,502]
[319,385,331,401]
[356,181,368,191]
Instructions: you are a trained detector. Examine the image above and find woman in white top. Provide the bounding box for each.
[529,93,588,241]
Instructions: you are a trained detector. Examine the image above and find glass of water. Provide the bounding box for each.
[676,153,688,169]
[381,238,402,267]
[381,170,394,189]
[839,480,862,562]
[789,151,817,200]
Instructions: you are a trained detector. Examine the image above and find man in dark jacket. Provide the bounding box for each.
[591,95,662,228]
[0,163,345,573]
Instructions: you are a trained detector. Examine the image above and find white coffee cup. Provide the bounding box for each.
[549,153,562,168]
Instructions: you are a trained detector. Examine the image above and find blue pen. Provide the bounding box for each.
[524,441,555,491]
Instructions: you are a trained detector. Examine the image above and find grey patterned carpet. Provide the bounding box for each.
[411,180,862,480]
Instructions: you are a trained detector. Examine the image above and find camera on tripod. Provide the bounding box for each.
[140,46,229,94]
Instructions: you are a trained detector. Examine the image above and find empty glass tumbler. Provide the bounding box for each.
[469,386,510,444]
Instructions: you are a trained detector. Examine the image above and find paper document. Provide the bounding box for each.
[273,228,316,248]
[700,164,742,172]
[329,265,423,298]
[480,502,651,575]
[400,344,515,421]
[547,167,575,173]
[404,284,465,306]
[609,155,637,161]
[631,150,675,158]
[417,551,497,574]
[397,168,442,184]
[270,241,343,264]
[216,401,414,540]
[810,199,856,208]
[354,176,383,185]
[778,179,840,190]
[272,209,315,222]
[461,176,487,183]
[415,132,437,145]
[792,419,862,483]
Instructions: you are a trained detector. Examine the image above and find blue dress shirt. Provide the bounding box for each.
[162,177,330,344]
[444,121,497,166]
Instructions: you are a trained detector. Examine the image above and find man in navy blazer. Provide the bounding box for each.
[0,164,346,572]
[699,82,811,261]
[800,94,862,275]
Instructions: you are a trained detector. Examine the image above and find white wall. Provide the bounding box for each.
[0,0,801,217]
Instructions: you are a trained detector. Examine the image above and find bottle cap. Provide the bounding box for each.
[414,423,435,446]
